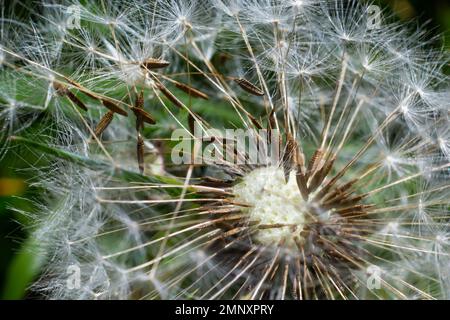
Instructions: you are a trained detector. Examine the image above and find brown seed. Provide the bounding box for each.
[267,109,276,129]
[335,205,367,216]
[188,113,196,136]
[234,78,264,96]
[175,82,209,100]
[282,133,297,182]
[53,82,87,111]
[101,99,128,117]
[94,111,114,137]
[319,178,358,203]
[306,148,324,178]
[65,79,99,100]
[294,145,305,169]
[66,91,88,111]
[308,155,336,193]
[248,115,263,129]
[201,176,233,188]
[322,191,351,208]
[207,208,241,215]
[157,83,184,109]
[135,90,144,109]
[131,107,156,125]
[313,181,334,202]
[219,227,246,239]
[137,134,145,174]
[257,223,293,230]
[134,91,144,131]
[268,108,277,130]
[141,58,170,70]
[53,82,68,95]
[338,194,367,207]
[296,171,309,200]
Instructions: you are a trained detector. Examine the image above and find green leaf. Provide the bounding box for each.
[9,136,186,196]
[2,237,45,300]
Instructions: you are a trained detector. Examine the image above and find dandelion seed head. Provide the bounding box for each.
[234,167,306,246]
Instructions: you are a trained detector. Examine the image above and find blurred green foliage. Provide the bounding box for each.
[0,0,448,300]
[0,147,46,299]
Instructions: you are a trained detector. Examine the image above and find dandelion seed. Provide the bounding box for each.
[234,78,265,96]
[53,82,88,111]
[141,58,170,70]
[94,110,115,137]
[156,83,185,109]
[101,99,128,116]
[137,133,145,174]
[130,107,156,125]
[175,82,209,100]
